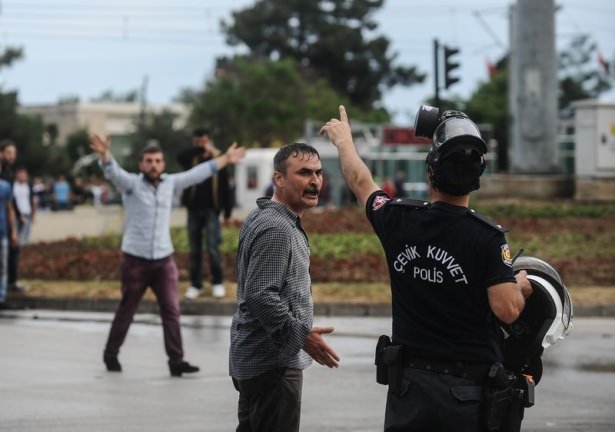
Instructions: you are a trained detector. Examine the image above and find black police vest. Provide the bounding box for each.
[366,194,515,364]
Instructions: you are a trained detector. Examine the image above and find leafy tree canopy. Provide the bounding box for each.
[90,89,139,103]
[0,47,23,70]
[221,0,425,111]
[464,57,509,172]
[0,47,54,176]
[461,31,611,172]
[558,34,612,109]
[185,56,389,148]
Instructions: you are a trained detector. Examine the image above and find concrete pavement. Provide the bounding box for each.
[1,311,615,431]
[29,205,185,243]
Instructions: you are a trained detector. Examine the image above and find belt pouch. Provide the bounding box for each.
[382,345,403,395]
[375,335,391,385]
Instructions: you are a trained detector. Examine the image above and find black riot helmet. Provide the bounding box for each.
[502,256,574,384]
[414,105,487,196]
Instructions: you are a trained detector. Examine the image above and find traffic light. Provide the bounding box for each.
[444,45,460,89]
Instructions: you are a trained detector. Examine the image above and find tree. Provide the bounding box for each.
[462,32,611,173]
[127,110,190,173]
[90,89,139,103]
[558,34,612,110]
[186,56,386,148]
[464,57,509,172]
[221,0,425,111]
[0,46,52,176]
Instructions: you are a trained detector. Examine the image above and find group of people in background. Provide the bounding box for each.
[31,174,114,211]
[3,101,532,431]
[0,138,116,310]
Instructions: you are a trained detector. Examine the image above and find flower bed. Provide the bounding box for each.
[20,206,615,286]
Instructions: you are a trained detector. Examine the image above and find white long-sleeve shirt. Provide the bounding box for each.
[100,156,218,260]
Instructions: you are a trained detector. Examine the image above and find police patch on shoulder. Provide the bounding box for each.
[372,195,391,211]
[501,244,513,267]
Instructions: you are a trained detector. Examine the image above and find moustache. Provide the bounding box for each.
[304,187,320,195]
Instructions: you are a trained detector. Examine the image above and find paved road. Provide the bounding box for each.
[1,311,614,431]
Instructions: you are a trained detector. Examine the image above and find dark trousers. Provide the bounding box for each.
[233,368,303,432]
[187,208,223,288]
[7,244,19,286]
[104,254,184,364]
[385,368,484,432]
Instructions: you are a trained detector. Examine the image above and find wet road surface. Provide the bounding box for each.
[1,311,614,431]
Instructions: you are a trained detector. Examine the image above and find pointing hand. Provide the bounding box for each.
[320,105,352,148]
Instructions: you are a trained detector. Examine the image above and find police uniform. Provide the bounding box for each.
[366,191,517,432]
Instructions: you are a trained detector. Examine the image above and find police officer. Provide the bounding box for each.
[321,105,533,431]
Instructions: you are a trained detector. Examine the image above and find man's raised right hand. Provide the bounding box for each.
[89,135,112,163]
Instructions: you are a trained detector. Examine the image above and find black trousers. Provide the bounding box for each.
[233,368,303,432]
[385,367,485,432]
[8,244,19,286]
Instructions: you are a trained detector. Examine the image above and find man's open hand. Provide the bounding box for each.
[303,326,340,368]
[89,135,111,162]
[224,142,246,165]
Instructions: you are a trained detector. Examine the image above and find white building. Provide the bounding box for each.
[19,101,189,146]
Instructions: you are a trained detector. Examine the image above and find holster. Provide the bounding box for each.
[482,363,534,432]
[374,335,405,395]
[483,386,521,431]
[375,335,391,385]
[382,345,404,395]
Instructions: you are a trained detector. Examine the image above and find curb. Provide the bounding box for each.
[5,296,614,318]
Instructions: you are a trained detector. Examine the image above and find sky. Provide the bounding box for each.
[0,0,613,125]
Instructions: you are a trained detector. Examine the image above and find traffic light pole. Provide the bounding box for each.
[434,39,460,106]
[444,45,460,89]
[433,39,440,107]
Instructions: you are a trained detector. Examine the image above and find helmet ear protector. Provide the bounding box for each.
[415,105,487,194]
[502,256,574,384]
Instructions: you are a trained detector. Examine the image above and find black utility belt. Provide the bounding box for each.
[375,335,490,393]
[403,356,490,384]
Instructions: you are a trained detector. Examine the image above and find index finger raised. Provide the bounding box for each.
[339,105,348,123]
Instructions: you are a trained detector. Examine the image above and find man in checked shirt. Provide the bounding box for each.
[230,143,340,432]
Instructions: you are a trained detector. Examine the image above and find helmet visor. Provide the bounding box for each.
[433,117,487,156]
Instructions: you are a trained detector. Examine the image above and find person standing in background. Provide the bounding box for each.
[0,163,19,310]
[90,134,244,376]
[32,176,49,211]
[0,140,26,293]
[12,167,35,245]
[394,170,408,198]
[52,175,72,211]
[177,128,234,300]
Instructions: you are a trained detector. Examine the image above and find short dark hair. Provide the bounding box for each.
[140,142,163,159]
[0,139,16,152]
[193,127,210,137]
[274,143,320,174]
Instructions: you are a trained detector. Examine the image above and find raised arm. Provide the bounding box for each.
[214,142,245,170]
[89,134,136,191]
[89,134,112,164]
[172,142,246,192]
[320,105,379,208]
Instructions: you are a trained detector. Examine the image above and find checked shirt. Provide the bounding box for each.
[229,197,313,380]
